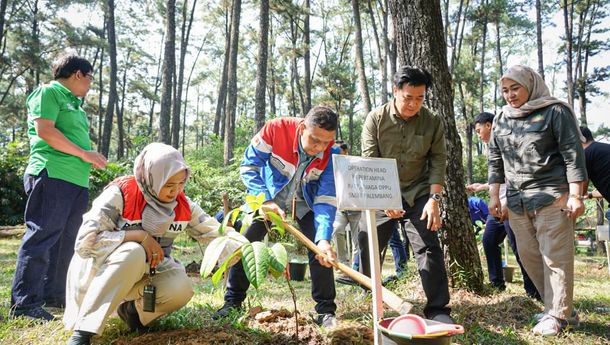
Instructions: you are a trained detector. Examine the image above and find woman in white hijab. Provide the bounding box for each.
[488,65,587,336]
[64,143,245,345]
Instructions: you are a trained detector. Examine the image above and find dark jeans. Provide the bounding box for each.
[225,211,336,315]
[11,170,88,310]
[358,195,451,317]
[388,223,411,275]
[482,215,540,298]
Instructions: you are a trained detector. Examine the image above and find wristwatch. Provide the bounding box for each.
[569,194,585,200]
[429,192,442,201]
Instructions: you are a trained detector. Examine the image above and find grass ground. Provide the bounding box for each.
[1,231,609,344]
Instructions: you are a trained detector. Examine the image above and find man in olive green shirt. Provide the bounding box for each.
[10,54,107,322]
[359,66,452,323]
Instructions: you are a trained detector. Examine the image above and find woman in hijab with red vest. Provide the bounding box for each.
[64,143,246,345]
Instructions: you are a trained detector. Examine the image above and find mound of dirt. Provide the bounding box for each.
[114,327,256,345]
[247,308,327,344]
[112,309,373,345]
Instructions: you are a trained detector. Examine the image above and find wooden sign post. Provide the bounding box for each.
[333,154,402,344]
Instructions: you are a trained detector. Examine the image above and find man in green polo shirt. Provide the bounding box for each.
[10,54,107,322]
[358,66,453,324]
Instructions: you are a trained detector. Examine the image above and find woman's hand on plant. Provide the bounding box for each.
[315,240,336,268]
[260,201,286,220]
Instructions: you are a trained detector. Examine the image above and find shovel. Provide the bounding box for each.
[281,220,413,315]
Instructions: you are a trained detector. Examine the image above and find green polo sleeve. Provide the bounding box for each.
[27,86,61,121]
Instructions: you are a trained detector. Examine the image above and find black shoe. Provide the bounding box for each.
[382,275,399,286]
[490,282,507,292]
[66,330,95,345]
[45,298,65,309]
[9,306,55,322]
[527,291,543,302]
[315,313,337,328]
[117,301,148,333]
[335,275,359,287]
[213,302,243,320]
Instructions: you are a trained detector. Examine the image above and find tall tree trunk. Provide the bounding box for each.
[172,0,197,149]
[303,0,311,113]
[31,0,40,91]
[389,0,484,293]
[562,0,574,107]
[387,0,397,78]
[159,0,176,144]
[574,0,597,126]
[88,46,101,144]
[116,48,130,160]
[367,0,387,104]
[289,18,305,116]
[0,0,7,49]
[97,43,104,147]
[268,17,277,117]
[214,7,231,137]
[254,0,269,133]
[478,1,487,114]
[494,14,503,75]
[535,0,545,80]
[351,0,372,115]
[182,36,207,155]
[224,0,241,165]
[149,31,164,135]
[449,0,465,73]
[101,0,119,157]
[381,0,391,103]
[195,89,201,150]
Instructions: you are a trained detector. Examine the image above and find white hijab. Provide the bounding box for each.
[500,65,585,142]
[133,143,190,236]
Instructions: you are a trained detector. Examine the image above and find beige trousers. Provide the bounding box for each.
[71,242,194,334]
[507,198,574,320]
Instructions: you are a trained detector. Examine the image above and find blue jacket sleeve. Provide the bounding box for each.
[312,147,339,243]
[240,132,273,201]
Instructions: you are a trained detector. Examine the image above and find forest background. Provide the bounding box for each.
[1,0,610,293]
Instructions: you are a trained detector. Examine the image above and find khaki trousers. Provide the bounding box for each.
[71,242,194,334]
[507,198,574,320]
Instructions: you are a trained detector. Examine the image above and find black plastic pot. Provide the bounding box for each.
[288,262,307,281]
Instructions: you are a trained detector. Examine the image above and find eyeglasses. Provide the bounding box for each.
[81,71,94,81]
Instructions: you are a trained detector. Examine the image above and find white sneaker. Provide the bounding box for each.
[532,315,568,336]
[534,310,580,326]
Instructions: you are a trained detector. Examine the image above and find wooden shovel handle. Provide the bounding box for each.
[281,219,413,315]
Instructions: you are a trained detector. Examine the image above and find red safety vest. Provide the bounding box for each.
[110,176,191,229]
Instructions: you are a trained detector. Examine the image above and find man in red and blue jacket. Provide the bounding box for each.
[215,106,340,328]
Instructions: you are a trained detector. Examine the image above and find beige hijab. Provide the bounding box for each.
[500,65,585,142]
[133,143,190,236]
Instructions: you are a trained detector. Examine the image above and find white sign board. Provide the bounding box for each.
[332,154,402,210]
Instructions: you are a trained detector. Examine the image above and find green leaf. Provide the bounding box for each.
[219,208,241,235]
[241,212,255,233]
[265,211,286,236]
[241,242,270,289]
[200,237,230,278]
[230,208,241,227]
[245,193,265,212]
[268,243,288,278]
[211,249,241,287]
